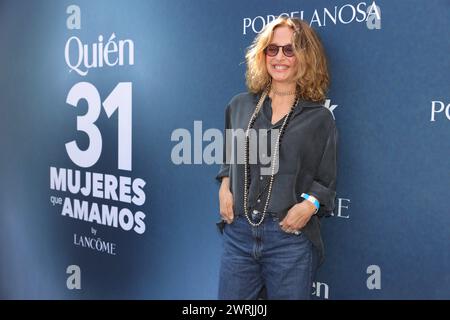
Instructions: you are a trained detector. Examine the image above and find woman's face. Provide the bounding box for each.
[265,26,298,85]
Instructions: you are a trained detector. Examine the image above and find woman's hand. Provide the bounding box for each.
[219,177,234,224]
[280,200,317,234]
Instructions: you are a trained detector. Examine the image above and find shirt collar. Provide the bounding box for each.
[254,92,323,128]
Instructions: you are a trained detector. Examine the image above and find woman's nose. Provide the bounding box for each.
[276,47,285,59]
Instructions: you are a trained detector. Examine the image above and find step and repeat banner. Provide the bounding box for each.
[0,0,449,299]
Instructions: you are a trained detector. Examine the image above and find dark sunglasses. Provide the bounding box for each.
[264,44,295,57]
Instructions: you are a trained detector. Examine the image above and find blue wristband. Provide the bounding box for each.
[301,193,320,211]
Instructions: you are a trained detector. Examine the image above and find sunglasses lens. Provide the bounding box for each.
[265,45,295,57]
[283,45,294,57]
[266,45,279,56]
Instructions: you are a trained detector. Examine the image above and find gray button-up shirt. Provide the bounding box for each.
[216,92,338,264]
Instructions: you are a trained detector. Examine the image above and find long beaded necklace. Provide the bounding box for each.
[243,87,299,227]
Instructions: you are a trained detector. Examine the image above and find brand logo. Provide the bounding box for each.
[73,232,117,255]
[171,122,282,175]
[65,33,134,76]
[242,1,381,34]
[66,265,81,290]
[430,100,450,121]
[367,265,382,290]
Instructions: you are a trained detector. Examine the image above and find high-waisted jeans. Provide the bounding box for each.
[218,212,318,300]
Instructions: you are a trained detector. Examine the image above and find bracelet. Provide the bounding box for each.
[301,193,320,214]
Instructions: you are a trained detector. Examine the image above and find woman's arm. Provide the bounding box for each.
[307,121,338,217]
[215,104,231,182]
[217,104,234,224]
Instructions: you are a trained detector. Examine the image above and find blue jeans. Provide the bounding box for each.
[218,213,318,300]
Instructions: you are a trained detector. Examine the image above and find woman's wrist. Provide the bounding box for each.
[220,177,230,192]
[301,193,319,215]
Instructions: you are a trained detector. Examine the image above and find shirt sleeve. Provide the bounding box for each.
[215,104,231,182]
[307,121,338,217]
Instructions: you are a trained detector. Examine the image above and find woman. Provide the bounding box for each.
[216,17,338,300]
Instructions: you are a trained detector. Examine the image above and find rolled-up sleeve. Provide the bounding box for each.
[215,104,231,181]
[307,121,338,217]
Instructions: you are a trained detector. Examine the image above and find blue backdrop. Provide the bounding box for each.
[0,0,449,299]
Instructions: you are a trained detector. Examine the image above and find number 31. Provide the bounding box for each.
[65,82,132,171]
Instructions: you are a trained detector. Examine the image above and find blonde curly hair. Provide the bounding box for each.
[245,17,329,102]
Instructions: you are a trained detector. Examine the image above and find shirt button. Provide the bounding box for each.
[259,176,264,181]
[257,199,261,203]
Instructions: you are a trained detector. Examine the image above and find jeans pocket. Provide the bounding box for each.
[217,215,241,234]
[216,219,226,234]
[276,221,302,236]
